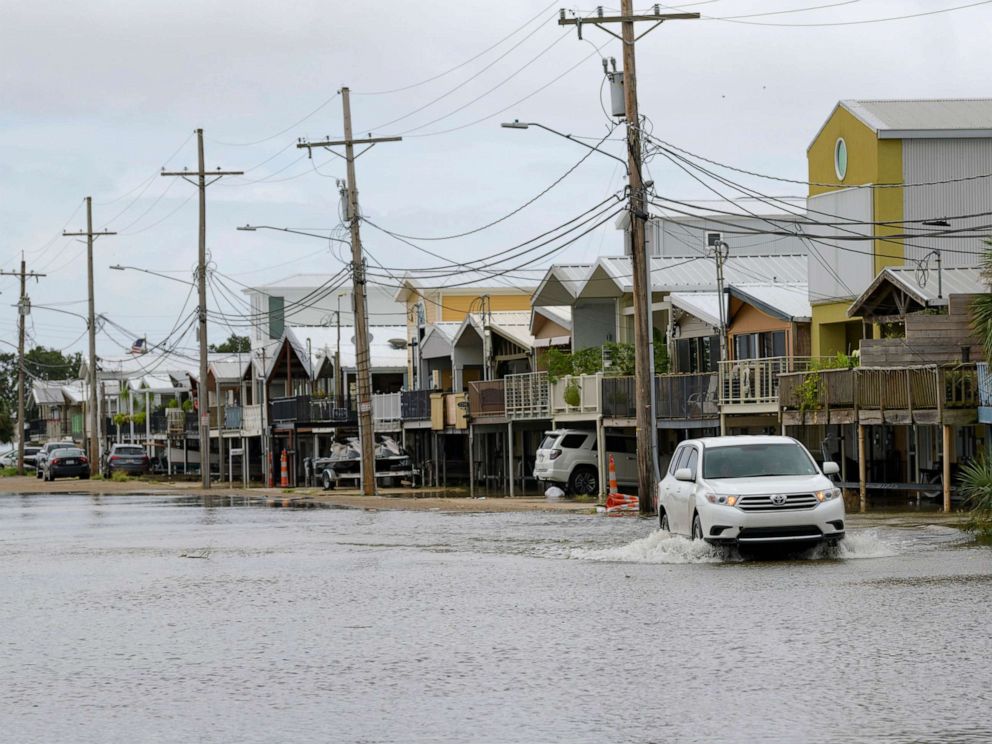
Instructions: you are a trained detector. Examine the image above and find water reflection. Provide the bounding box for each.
[0,493,989,744]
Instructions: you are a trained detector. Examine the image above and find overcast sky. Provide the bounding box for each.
[2,0,989,359]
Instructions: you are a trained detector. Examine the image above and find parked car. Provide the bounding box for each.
[533,429,637,496]
[657,435,845,547]
[41,446,90,481]
[3,445,44,470]
[102,444,151,478]
[35,440,77,479]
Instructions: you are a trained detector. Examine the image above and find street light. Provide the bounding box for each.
[237,224,351,246]
[500,120,629,172]
[109,264,195,286]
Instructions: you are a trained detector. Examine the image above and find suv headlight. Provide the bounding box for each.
[705,493,738,507]
[815,488,841,502]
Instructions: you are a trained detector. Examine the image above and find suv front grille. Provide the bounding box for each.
[737,493,818,512]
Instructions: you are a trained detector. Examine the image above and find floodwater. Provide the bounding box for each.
[1,494,990,744]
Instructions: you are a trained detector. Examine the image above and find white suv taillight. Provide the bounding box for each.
[549,449,562,461]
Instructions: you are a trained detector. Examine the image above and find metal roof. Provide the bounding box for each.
[392,270,540,302]
[841,99,992,139]
[419,322,461,359]
[847,265,985,317]
[730,283,812,322]
[670,292,723,328]
[453,311,535,350]
[32,380,66,406]
[532,264,594,306]
[287,325,409,371]
[592,254,807,295]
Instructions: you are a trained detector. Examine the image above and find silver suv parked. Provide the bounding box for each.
[533,429,637,495]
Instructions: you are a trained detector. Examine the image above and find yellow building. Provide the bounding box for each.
[805,99,991,355]
[393,274,536,386]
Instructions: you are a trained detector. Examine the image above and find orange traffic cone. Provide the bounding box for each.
[605,454,639,515]
[279,449,289,488]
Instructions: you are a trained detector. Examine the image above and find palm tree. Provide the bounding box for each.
[971,239,992,362]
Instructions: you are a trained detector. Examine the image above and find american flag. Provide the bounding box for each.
[130,338,147,355]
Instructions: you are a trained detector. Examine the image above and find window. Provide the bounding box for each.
[735,331,786,360]
[605,435,636,453]
[669,446,686,475]
[268,296,285,339]
[835,137,848,181]
[676,335,720,372]
[702,443,817,479]
[559,434,588,449]
[685,447,698,476]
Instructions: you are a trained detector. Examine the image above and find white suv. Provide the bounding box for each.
[533,429,637,496]
[657,435,844,547]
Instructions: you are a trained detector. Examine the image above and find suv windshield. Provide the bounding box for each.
[702,443,818,479]
[114,446,145,455]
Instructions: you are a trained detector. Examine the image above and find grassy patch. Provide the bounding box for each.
[0,467,19,477]
[110,470,131,483]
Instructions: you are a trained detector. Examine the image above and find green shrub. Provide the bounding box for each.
[110,470,130,483]
[0,467,19,477]
[958,455,992,540]
[182,399,194,412]
[132,412,146,426]
[563,382,581,407]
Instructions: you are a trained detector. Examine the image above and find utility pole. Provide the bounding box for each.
[162,129,243,489]
[298,87,402,497]
[64,197,115,471]
[560,3,698,514]
[0,258,46,474]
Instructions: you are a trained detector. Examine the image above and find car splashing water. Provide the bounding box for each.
[1,493,990,744]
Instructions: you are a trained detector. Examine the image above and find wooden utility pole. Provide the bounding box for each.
[298,87,401,496]
[0,258,46,474]
[163,129,243,489]
[64,197,115,471]
[560,3,698,513]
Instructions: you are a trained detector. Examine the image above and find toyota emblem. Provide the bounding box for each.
[770,494,788,505]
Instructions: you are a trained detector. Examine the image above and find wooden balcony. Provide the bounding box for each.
[468,380,506,421]
[504,371,549,420]
[780,365,978,426]
[719,357,818,414]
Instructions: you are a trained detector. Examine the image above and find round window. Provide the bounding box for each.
[834,137,848,181]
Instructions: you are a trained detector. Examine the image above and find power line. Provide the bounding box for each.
[704,0,992,27]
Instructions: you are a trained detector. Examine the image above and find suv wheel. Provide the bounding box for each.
[568,466,598,496]
[659,511,669,531]
[691,513,703,541]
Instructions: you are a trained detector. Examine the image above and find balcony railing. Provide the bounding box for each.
[550,374,602,416]
[656,372,719,420]
[242,404,263,436]
[779,365,978,415]
[719,357,819,408]
[269,395,353,425]
[401,389,431,421]
[601,376,636,418]
[979,362,992,408]
[468,380,506,418]
[224,405,242,430]
[373,392,402,429]
[504,371,550,419]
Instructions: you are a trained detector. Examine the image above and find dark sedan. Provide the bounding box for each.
[43,447,91,481]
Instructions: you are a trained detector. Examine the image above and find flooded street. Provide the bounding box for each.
[2,493,990,743]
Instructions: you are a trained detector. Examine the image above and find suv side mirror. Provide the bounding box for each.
[674,467,694,482]
[822,461,840,476]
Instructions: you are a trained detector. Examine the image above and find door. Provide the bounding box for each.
[668,445,698,535]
